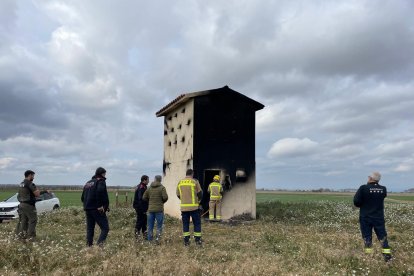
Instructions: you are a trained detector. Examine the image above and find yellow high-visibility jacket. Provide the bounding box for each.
[176,178,202,212]
[208,181,223,200]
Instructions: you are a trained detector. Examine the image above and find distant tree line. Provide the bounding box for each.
[0,184,134,191]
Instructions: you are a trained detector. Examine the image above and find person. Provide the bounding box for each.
[354,171,392,262]
[133,175,149,239]
[81,167,110,247]
[176,169,203,246]
[142,175,168,243]
[15,170,40,241]
[208,175,223,221]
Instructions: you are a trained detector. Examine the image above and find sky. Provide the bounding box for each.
[1,0,414,191]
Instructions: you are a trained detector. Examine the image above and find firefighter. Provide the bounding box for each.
[208,175,223,221]
[353,171,392,262]
[176,169,203,246]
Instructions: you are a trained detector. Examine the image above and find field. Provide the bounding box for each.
[1,191,414,275]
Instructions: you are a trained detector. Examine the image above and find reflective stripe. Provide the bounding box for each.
[382,248,391,254]
[364,248,373,253]
[194,232,202,237]
[216,216,221,219]
[183,232,190,237]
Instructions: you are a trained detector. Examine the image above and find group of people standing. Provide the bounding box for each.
[14,168,392,262]
[132,169,222,246]
[81,168,221,247]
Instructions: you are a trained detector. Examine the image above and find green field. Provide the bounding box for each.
[2,190,414,207]
[256,192,353,203]
[1,190,413,275]
[388,195,414,202]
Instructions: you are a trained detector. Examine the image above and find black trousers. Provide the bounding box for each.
[359,216,389,247]
[85,210,109,247]
[135,209,147,234]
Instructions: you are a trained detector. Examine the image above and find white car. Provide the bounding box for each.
[0,192,60,223]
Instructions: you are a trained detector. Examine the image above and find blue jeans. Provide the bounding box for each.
[359,216,389,248]
[85,210,109,246]
[147,212,164,241]
[182,210,201,241]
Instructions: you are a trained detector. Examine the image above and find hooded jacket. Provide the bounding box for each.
[142,181,168,213]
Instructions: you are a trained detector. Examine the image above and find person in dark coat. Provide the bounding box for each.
[354,171,392,262]
[133,175,149,239]
[81,167,110,247]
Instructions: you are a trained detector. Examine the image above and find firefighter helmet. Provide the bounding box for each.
[213,175,220,181]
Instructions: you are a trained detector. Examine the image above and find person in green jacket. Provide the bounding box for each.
[143,175,168,242]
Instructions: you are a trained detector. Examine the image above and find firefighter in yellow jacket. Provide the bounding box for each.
[208,175,223,221]
[176,169,203,246]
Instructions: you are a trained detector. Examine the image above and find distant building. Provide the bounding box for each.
[156,86,264,219]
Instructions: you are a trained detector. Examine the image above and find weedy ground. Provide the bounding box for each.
[0,200,413,275]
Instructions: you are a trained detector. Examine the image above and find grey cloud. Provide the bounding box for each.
[1,0,414,190]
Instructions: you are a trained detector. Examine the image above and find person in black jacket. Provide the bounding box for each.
[81,167,110,247]
[133,175,149,239]
[353,171,392,262]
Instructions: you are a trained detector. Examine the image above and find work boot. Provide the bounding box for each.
[184,237,190,246]
[143,232,148,240]
[195,238,202,247]
[382,248,392,262]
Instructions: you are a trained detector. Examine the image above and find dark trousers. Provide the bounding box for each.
[135,209,147,235]
[15,203,37,239]
[359,216,389,248]
[181,210,201,241]
[85,210,109,246]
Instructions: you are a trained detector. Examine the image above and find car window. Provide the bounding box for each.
[42,193,53,200]
[5,194,18,202]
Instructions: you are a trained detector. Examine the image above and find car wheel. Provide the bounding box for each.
[53,205,59,210]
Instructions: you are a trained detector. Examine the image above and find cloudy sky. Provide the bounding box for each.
[1,0,413,191]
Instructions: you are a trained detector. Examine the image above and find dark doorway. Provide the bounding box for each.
[201,169,221,217]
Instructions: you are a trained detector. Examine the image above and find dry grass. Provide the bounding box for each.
[1,201,413,275]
